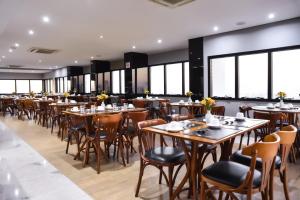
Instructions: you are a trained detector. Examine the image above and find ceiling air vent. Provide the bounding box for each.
[149,0,194,8]
[28,47,59,54]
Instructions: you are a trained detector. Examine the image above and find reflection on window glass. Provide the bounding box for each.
[150,65,164,94]
[71,76,77,92]
[60,78,64,93]
[239,53,268,98]
[112,71,120,94]
[166,63,182,95]
[84,74,91,93]
[137,67,148,93]
[211,57,235,97]
[78,75,84,93]
[50,79,55,93]
[121,70,125,94]
[46,80,50,92]
[132,69,135,93]
[272,49,300,99]
[184,62,190,94]
[97,73,103,92]
[0,80,15,94]
[64,77,68,92]
[30,80,43,93]
[104,72,110,92]
[16,80,30,93]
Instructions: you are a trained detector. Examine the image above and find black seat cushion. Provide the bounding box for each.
[145,147,185,164]
[231,150,281,170]
[202,161,261,188]
[126,126,136,135]
[87,131,107,139]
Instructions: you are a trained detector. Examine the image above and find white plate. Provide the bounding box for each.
[165,127,183,132]
[266,106,275,109]
[71,110,80,112]
[207,124,221,129]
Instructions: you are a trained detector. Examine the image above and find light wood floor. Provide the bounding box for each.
[1,115,300,200]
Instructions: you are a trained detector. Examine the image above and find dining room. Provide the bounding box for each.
[0,0,300,200]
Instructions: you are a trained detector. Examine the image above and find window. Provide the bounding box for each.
[0,80,15,94]
[239,53,268,98]
[136,67,148,93]
[112,71,120,94]
[121,70,125,94]
[272,49,300,99]
[84,74,91,93]
[184,62,190,94]
[150,65,164,94]
[16,80,30,93]
[210,57,235,97]
[132,69,136,93]
[78,75,84,93]
[64,77,68,92]
[59,77,64,93]
[97,73,103,92]
[166,63,182,95]
[50,79,55,93]
[104,72,110,92]
[30,80,43,93]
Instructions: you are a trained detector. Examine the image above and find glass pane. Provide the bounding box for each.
[184,62,190,94]
[239,53,268,98]
[84,74,91,93]
[0,80,15,94]
[104,72,110,92]
[78,75,84,93]
[46,80,50,92]
[272,49,300,99]
[137,67,148,93]
[112,71,120,94]
[30,80,43,93]
[150,65,164,95]
[51,79,55,93]
[97,73,103,92]
[59,78,64,93]
[121,70,125,94]
[211,57,235,97]
[132,69,136,93]
[166,63,182,95]
[64,77,68,92]
[16,80,30,93]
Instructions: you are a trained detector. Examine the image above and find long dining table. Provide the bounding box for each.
[142,116,269,200]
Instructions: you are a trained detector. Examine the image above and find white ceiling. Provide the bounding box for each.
[0,0,299,72]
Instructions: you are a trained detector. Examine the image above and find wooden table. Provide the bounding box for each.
[170,102,203,116]
[142,116,269,200]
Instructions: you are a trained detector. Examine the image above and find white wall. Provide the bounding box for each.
[203,18,300,116]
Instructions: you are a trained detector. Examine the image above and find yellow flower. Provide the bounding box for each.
[144,89,149,95]
[63,92,70,98]
[186,91,193,97]
[201,97,216,110]
[277,91,286,98]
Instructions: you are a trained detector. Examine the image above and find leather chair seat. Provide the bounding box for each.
[145,147,185,164]
[231,150,281,169]
[202,161,261,188]
[126,126,136,135]
[87,131,107,139]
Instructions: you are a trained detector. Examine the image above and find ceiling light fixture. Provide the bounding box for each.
[28,30,34,35]
[132,45,136,49]
[42,16,50,23]
[99,35,104,39]
[74,60,78,64]
[38,59,42,63]
[14,43,20,47]
[213,26,219,31]
[157,39,162,44]
[2,56,5,59]
[90,56,94,59]
[268,13,275,19]
[8,49,13,53]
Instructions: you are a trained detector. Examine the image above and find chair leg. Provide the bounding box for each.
[66,133,71,154]
[96,142,101,174]
[168,166,174,199]
[158,166,163,184]
[281,169,290,200]
[135,160,145,197]
[212,150,217,163]
[218,191,223,200]
[200,180,206,200]
[239,134,244,150]
[83,141,90,167]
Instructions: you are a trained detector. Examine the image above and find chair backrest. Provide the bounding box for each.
[277,125,297,171]
[92,113,122,142]
[158,101,171,120]
[211,106,225,116]
[127,111,149,131]
[239,105,253,118]
[137,119,166,156]
[132,99,147,108]
[254,111,284,133]
[241,133,280,190]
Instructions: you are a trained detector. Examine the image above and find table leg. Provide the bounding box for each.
[219,138,235,161]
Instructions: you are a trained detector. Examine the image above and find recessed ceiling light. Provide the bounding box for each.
[90,56,94,59]
[99,35,104,39]
[42,16,50,23]
[38,59,42,63]
[132,45,136,49]
[55,66,58,68]
[157,39,162,44]
[8,49,13,53]
[268,13,275,19]
[28,30,34,35]
[14,43,20,47]
[74,60,78,64]
[2,56,5,59]
[213,26,219,31]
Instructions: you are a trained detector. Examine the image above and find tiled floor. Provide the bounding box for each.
[0,115,299,200]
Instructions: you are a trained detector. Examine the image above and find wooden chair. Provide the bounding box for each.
[231,125,297,200]
[135,119,186,199]
[132,99,147,108]
[201,133,280,200]
[124,111,149,163]
[238,105,254,149]
[211,106,225,116]
[81,113,124,174]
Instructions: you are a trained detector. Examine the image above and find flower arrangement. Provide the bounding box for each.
[63,92,70,98]
[144,89,150,95]
[97,91,109,101]
[201,97,216,111]
[43,92,49,97]
[186,91,193,97]
[277,91,286,100]
[29,91,35,97]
